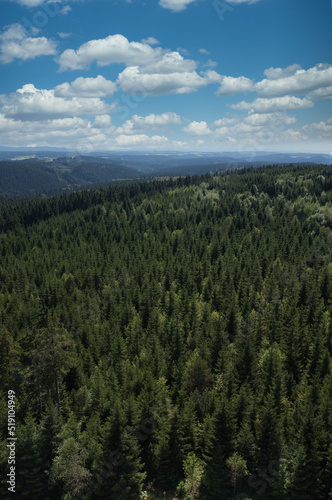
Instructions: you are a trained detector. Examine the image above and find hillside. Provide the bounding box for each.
[0,157,143,198]
[0,164,332,499]
[0,151,330,198]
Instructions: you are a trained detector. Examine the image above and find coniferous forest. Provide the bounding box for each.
[1,163,332,499]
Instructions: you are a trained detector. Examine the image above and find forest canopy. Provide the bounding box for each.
[1,164,332,499]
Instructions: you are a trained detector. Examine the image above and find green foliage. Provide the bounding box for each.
[226,452,248,495]
[183,452,205,498]
[15,415,46,498]
[0,164,332,498]
[0,328,22,391]
[50,437,91,498]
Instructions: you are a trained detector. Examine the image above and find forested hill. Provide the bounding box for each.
[0,157,142,198]
[1,151,330,198]
[1,164,332,499]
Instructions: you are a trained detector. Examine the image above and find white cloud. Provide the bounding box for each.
[58,32,72,39]
[60,5,72,15]
[203,59,218,68]
[118,112,182,134]
[118,67,221,95]
[212,117,239,127]
[56,34,165,71]
[0,110,189,150]
[217,75,254,96]
[180,111,311,151]
[177,47,190,56]
[141,37,160,45]
[303,118,332,138]
[54,75,117,97]
[0,113,112,149]
[213,126,229,137]
[263,64,302,80]
[0,109,181,150]
[0,114,21,132]
[199,48,210,54]
[56,35,223,96]
[256,63,332,97]
[159,0,259,10]
[230,96,313,113]
[244,112,296,127]
[224,0,261,3]
[0,23,57,64]
[0,84,113,120]
[115,134,169,147]
[159,0,200,12]
[307,86,332,101]
[57,37,198,74]
[7,0,72,6]
[215,64,332,103]
[131,112,182,127]
[183,121,211,136]
[138,51,197,74]
[93,115,112,128]
[13,0,44,6]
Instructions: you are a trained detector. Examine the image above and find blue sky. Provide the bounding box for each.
[0,0,331,152]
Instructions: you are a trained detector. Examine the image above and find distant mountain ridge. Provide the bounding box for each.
[0,150,330,198]
[0,156,142,198]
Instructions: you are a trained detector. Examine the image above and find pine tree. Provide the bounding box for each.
[39,401,62,471]
[226,452,249,497]
[154,430,177,491]
[0,327,21,391]
[50,437,91,498]
[29,318,77,414]
[16,415,46,499]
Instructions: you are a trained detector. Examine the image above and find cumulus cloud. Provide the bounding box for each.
[7,0,75,6]
[212,117,240,127]
[0,111,184,150]
[138,51,197,74]
[244,112,296,127]
[0,23,57,64]
[215,64,332,103]
[0,84,114,120]
[230,96,313,113]
[159,0,259,10]
[12,0,44,6]
[0,109,186,150]
[118,112,182,134]
[303,118,332,138]
[54,75,117,97]
[56,34,165,71]
[183,121,211,136]
[131,112,182,127]
[115,134,170,147]
[181,110,310,150]
[256,63,332,97]
[93,115,112,128]
[141,37,160,45]
[159,0,200,12]
[56,34,224,96]
[217,75,254,96]
[307,86,332,101]
[263,64,302,80]
[57,36,198,75]
[224,0,261,3]
[118,67,221,95]
[0,113,111,149]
